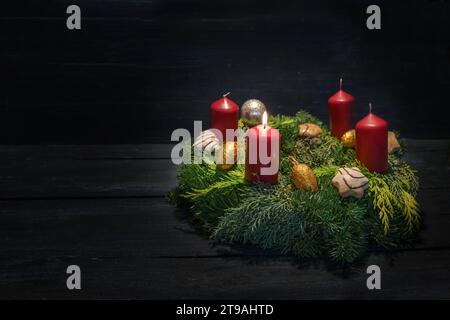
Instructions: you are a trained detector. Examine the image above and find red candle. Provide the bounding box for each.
[245,112,280,184]
[210,92,239,141]
[356,104,388,173]
[327,79,355,138]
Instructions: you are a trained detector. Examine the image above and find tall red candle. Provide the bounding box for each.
[356,104,388,173]
[327,79,355,138]
[245,112,280,184]
[210,92,239,141]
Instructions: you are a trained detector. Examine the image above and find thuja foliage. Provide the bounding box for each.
[169,110,421,264]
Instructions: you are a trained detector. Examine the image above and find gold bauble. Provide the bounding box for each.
[241,99,267,126]
[216,142,238,171]
[298,123,322,138]
[289,156,318,192]
[341,129,356,148]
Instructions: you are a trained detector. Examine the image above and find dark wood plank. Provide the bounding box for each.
[417,189,450,249]
[0,139,447,160]
[1,250,450,299]
[0,141,447,199]
[0,198,262,259]
[403,139,449,153]
[0,191,449,299]
[0,158,178,199]
[2,0,450,143]
[0,144,175,160]
[0,190,448,261]
[0,159,446,200]
[0,142,448,299]
[0,154,447,200]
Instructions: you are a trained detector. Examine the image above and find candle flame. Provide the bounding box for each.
[262,111,268,128]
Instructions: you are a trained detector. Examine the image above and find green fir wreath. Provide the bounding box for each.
[169,110,420,264]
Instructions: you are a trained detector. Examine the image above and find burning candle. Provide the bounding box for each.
[356,104,388,173]
[245,112,280,184]
[327,78,355,138]
[210,92,239,141]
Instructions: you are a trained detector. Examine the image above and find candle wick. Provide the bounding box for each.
[339,78,343,90]
[223,92,231,98]
[369,103,372,113]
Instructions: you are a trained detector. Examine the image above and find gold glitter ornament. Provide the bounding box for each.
[298,123,322,138]
[289,156,318,192]
[216,142,238,171]
[341,129,356,148]
[241,99,267,126]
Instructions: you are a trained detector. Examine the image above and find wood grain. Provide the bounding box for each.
[0,141,447,199]
[0,191,448,259]
[2,0,450,143]
[1,251,450,299]
[0,142,449,298]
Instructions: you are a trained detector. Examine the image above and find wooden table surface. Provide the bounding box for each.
[0,140,449,299]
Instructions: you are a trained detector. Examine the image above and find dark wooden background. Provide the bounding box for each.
[1,0,450,300]
[2,0,450,144]
[0,141,448,299]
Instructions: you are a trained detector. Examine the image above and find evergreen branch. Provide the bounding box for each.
[401,190,421,230]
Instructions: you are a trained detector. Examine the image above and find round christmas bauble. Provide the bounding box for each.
[241,99,267,126]
[216,142,238,171]
[341,129,356,148]
[289,156,318,192]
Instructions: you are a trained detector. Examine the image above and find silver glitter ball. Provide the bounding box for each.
[240,99,267,126]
